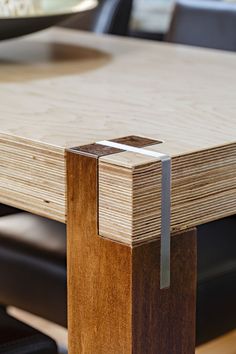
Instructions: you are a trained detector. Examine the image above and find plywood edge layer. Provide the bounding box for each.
[99,143,236,245]
[0,134,66,222]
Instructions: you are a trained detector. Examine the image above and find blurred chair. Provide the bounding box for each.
[62,0,133,36]
[167,0,236,51]
[0,211,67,327]
[167,9,236,343]
[197,217,236,345]
[0,308,57,354]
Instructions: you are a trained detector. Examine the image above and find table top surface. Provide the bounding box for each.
[0,27,235,157]
[0,28,235,233]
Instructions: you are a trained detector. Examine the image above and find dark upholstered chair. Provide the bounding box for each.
[197,217,236,345]
[0,308,57,354]
[0,211,67,327]
[62,0,133,36]
[167,0,236,51]
[92,0,133,35]
[166,7,236,342]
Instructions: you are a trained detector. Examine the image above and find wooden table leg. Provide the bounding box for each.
[66,150,197,354]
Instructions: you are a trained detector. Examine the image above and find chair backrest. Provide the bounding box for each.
[167,0,236,51]
[92,0,133,35]
[62,0,133,36]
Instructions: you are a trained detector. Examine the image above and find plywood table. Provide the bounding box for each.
[0,28,235,354]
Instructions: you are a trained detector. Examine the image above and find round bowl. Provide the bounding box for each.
[0,0,97,40]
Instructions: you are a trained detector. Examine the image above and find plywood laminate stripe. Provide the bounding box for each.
[99,142,236,245]
[0,133,66,222]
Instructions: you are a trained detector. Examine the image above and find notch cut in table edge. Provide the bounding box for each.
[97,140,172,290]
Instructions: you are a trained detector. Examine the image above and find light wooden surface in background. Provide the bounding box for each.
[0,28,235,242]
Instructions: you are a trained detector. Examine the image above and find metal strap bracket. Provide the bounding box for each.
[97,140,171,289]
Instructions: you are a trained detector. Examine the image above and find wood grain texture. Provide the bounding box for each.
[0,28,235,150]
[67,150,132,354]
[67,149,197,354]
[132,231,197,354]
[111,135,162,147]
[0,134,66,222]
[0,28,235,230]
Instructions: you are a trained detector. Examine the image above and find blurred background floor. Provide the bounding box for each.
[196,331,236,354]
